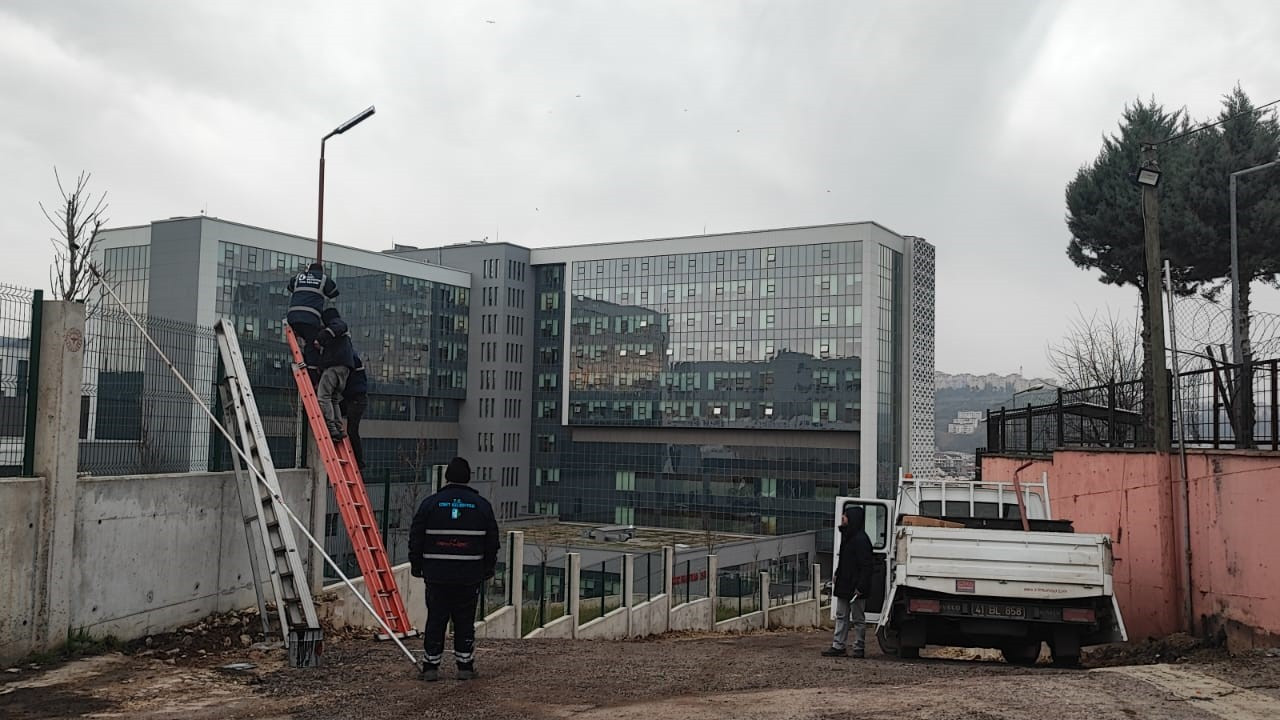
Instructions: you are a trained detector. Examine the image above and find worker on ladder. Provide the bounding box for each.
[286,262,339,382]
[341,351,368,470]
[316,308,355,443]
[409,457,500,682]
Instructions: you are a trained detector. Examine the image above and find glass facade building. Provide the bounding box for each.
[523,224,932,551]
[96,217,933,560]
[95,217,473,575]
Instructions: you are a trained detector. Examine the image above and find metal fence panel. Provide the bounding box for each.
[0,283,37,477]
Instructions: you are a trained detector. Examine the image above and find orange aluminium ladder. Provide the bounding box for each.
[286,327,417,639]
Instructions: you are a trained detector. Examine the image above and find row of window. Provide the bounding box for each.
[572,244,860,277]
[501,466,521,487]
[571,276,862,304]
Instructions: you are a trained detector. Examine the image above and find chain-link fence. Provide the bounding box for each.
[78,308,220,475]
[0,283,38,477]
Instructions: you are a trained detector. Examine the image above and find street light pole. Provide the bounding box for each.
[1138,144,1171,453]
[1228,158,1280,449]
[315,105,376,264]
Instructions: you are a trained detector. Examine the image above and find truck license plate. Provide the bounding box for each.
[972,603,1025,618]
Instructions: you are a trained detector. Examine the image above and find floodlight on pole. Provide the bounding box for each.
[1135,166,1162,187]
[316,105,376,264]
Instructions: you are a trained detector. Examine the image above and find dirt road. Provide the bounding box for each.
[4,629,1279,719]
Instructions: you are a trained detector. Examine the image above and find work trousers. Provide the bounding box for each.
[316,366,350,434]
[340,395,367,469]
[423,582,482,667]
[832,595,867,651]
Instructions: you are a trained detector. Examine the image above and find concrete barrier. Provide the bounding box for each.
[669,598,714,632]
[0,478,42,659]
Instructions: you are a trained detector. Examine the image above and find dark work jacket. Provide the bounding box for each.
[833,525,875,599]
[408,484,500,586]
[317,317,355,369]
[285,270,339,326]
[345,353,368,396]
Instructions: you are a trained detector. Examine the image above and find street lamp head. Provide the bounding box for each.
[1135,166,1161,187]
[332,105,376,136]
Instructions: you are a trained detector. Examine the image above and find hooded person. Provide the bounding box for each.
[407,457,500,681]
[822,505,874,658]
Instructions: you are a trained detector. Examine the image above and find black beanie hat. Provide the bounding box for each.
[321,307,340,323]
[445,457,471,484]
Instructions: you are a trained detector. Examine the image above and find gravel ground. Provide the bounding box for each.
[4,626,1279,719]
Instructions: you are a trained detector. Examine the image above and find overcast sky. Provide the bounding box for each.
[2,1,1278,377]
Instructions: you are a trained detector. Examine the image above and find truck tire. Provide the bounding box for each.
[876,626,921,660]
[1001,642,1041,666]
[1050,628,1082,668]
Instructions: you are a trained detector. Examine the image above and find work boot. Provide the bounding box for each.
[328,425,346,442]
[821,647,846,657]
[849,648,865,659]
[457,663,478,680]
[420,663,439,682]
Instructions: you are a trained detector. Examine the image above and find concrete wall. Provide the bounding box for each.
[668,598,714,632]
[716,611,766,633]
[1183,452,1280,650]
[628,596,669,638]
[71,469,315,640]
[1,467,317,663]
[0,478,41,657]
[577,608,629,640]
[984,449,1280,651]
[769,599,820,630]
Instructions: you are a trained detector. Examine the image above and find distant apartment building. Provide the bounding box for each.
[947,410,984,435]
[96,218,935,554]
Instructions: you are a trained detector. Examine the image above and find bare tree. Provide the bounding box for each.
[42,169,109,302]
[1046,307,1142,390]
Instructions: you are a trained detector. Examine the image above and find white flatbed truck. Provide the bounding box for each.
[833,472,1126,666]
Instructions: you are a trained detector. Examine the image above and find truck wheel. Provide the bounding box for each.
[876,627,921,660]
[1001,642,1041,666]
[1051,628,1082,668]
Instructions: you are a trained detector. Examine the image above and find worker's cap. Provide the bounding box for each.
[445,457,471,484]
[321,308,341,323]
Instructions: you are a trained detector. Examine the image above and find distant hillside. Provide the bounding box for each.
[933,371,1057,455]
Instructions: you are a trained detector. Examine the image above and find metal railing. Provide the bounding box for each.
[0,284,38,477]
[985,360,1280,455]
[78,308,221,475]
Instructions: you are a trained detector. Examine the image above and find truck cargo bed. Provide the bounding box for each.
[895,526,1113,600]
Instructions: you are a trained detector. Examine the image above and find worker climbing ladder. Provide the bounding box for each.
[285,327,416,639]
[214,319,324,667]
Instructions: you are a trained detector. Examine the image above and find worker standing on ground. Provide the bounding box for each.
[286,262,339,381]
[315,308,354,442]
[408,457,500,682]
[823,506,873,658]
[340,351,368,469]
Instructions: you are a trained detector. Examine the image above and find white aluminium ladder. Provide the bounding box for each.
[214,319,323,668]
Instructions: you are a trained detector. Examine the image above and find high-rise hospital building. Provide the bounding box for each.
[97,217,934,552]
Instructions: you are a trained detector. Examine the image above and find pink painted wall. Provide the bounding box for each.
[983,452,1182,641]
[983,450,1280,650]
[1184,452,1280,650]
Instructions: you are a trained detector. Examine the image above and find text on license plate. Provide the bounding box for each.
[972,603,1024,618]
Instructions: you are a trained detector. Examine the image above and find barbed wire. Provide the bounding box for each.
[1168,292,1280,367]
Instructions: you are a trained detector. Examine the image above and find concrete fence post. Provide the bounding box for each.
[706,554,718,629]
[509,531,524,637]
[623,553,635,637]
[31,300,86,651]
[760,571,771,629]
[567,552,581,639]
[812,563,823,628]
[662,545,674,632]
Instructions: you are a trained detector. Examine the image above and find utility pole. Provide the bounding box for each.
[1229,159,1280,449]
[1139,144,1172,453]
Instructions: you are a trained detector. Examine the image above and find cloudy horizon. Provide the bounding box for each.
[3,0,1278,378]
